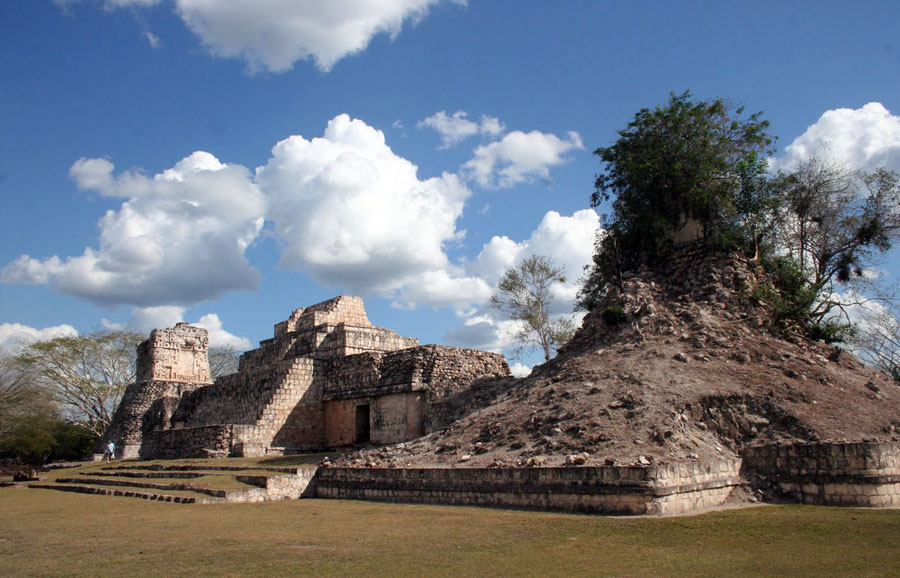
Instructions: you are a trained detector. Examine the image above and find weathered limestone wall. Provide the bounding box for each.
[324,392,426,447]
[141,425,233,460]
[102,379,202,459]
[315,324,419,359]
[275,295,372,337]
[324,345,509,401]
[136,323,212,384]
[742,441,900,507]
[314,459,743,515]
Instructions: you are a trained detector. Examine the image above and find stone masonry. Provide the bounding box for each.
[102,296,510,459]
[102,323,213,459]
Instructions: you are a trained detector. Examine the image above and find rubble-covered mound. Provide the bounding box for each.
[333,243,900,469]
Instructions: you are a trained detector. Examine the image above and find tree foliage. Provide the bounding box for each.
[0,350,96,464]
[16,331,143,439]
[0,351,55,440]
[580,91,775,308]
[580,90,900,357]
[771,159,900,326]
[491,255,575,362]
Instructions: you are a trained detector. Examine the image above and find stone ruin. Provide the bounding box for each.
[102,295,510,460]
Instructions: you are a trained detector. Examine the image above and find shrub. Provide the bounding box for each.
[601,306,627,325]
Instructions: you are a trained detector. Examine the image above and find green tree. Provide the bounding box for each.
[580,91,774,308]
[16,330,143,439]
[0,350,96,464]
[491,255,576,362]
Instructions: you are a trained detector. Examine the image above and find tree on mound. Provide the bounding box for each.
[491,255,575,362]
[580,91,900,354]
[579,91,776,310]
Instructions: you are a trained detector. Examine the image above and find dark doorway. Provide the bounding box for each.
[355,404,370,444]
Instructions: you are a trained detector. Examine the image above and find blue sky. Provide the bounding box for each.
[2,1,899,374]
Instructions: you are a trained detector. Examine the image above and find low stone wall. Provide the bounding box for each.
[141,425,234,460]
[225,468,319,503]
[313,459,742,515]
[742,441,900,507]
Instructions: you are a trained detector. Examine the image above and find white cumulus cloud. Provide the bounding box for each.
[172,0,465,72]
[509,362,532,378]
[462,130,584,188]
[2,152,265,307]
[257,114,482,308]
[772,102,900,173]
[0,323,79,353]
[194,313,253,350]
[418,110,505,149]
[471,209,599,298]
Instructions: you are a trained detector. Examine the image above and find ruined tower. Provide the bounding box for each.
[102,323,212,459]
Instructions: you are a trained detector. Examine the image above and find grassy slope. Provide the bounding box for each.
[1,487,897,577]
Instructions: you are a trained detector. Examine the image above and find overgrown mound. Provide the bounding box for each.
[335,243,900,469]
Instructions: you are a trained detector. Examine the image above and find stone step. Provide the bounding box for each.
[90,470,205,479]
[29,483,216,503]
[56,477,231,498]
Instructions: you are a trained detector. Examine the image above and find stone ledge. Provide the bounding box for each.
[312,462,743,515]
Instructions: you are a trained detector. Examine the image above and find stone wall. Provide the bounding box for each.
[275,295,372,337]
[324,345,509,401]
[314,458,743,515]
[324,392,426,447]
[136,323,212,384]
[742,441,900,507]
[141,425,233,460]
[101,380,198,458]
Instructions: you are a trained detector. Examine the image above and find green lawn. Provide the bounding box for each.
[1,485,897,577]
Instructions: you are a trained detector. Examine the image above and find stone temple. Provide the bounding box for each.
[102,296,510,459]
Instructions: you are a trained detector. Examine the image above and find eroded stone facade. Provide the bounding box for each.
[102,296,510,459]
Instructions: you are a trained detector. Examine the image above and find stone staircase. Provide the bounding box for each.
[27,463,318,504]
[233,358,320,456]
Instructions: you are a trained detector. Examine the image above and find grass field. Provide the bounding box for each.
[1,482,898,577]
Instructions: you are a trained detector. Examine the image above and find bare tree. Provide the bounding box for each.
[845,283,900,382]
[16,331,143,439]
[773,159,900,325]
[491,255,576,362]
[0,351,55,439]
[209,345,241,378]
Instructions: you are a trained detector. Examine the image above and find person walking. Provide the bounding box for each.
[105,441,115,463]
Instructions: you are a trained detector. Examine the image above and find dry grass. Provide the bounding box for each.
[1,485,898,577]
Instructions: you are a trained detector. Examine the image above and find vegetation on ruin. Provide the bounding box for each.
[579,91,900,356]
[578,90,776,311]
[1,484,898,577]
